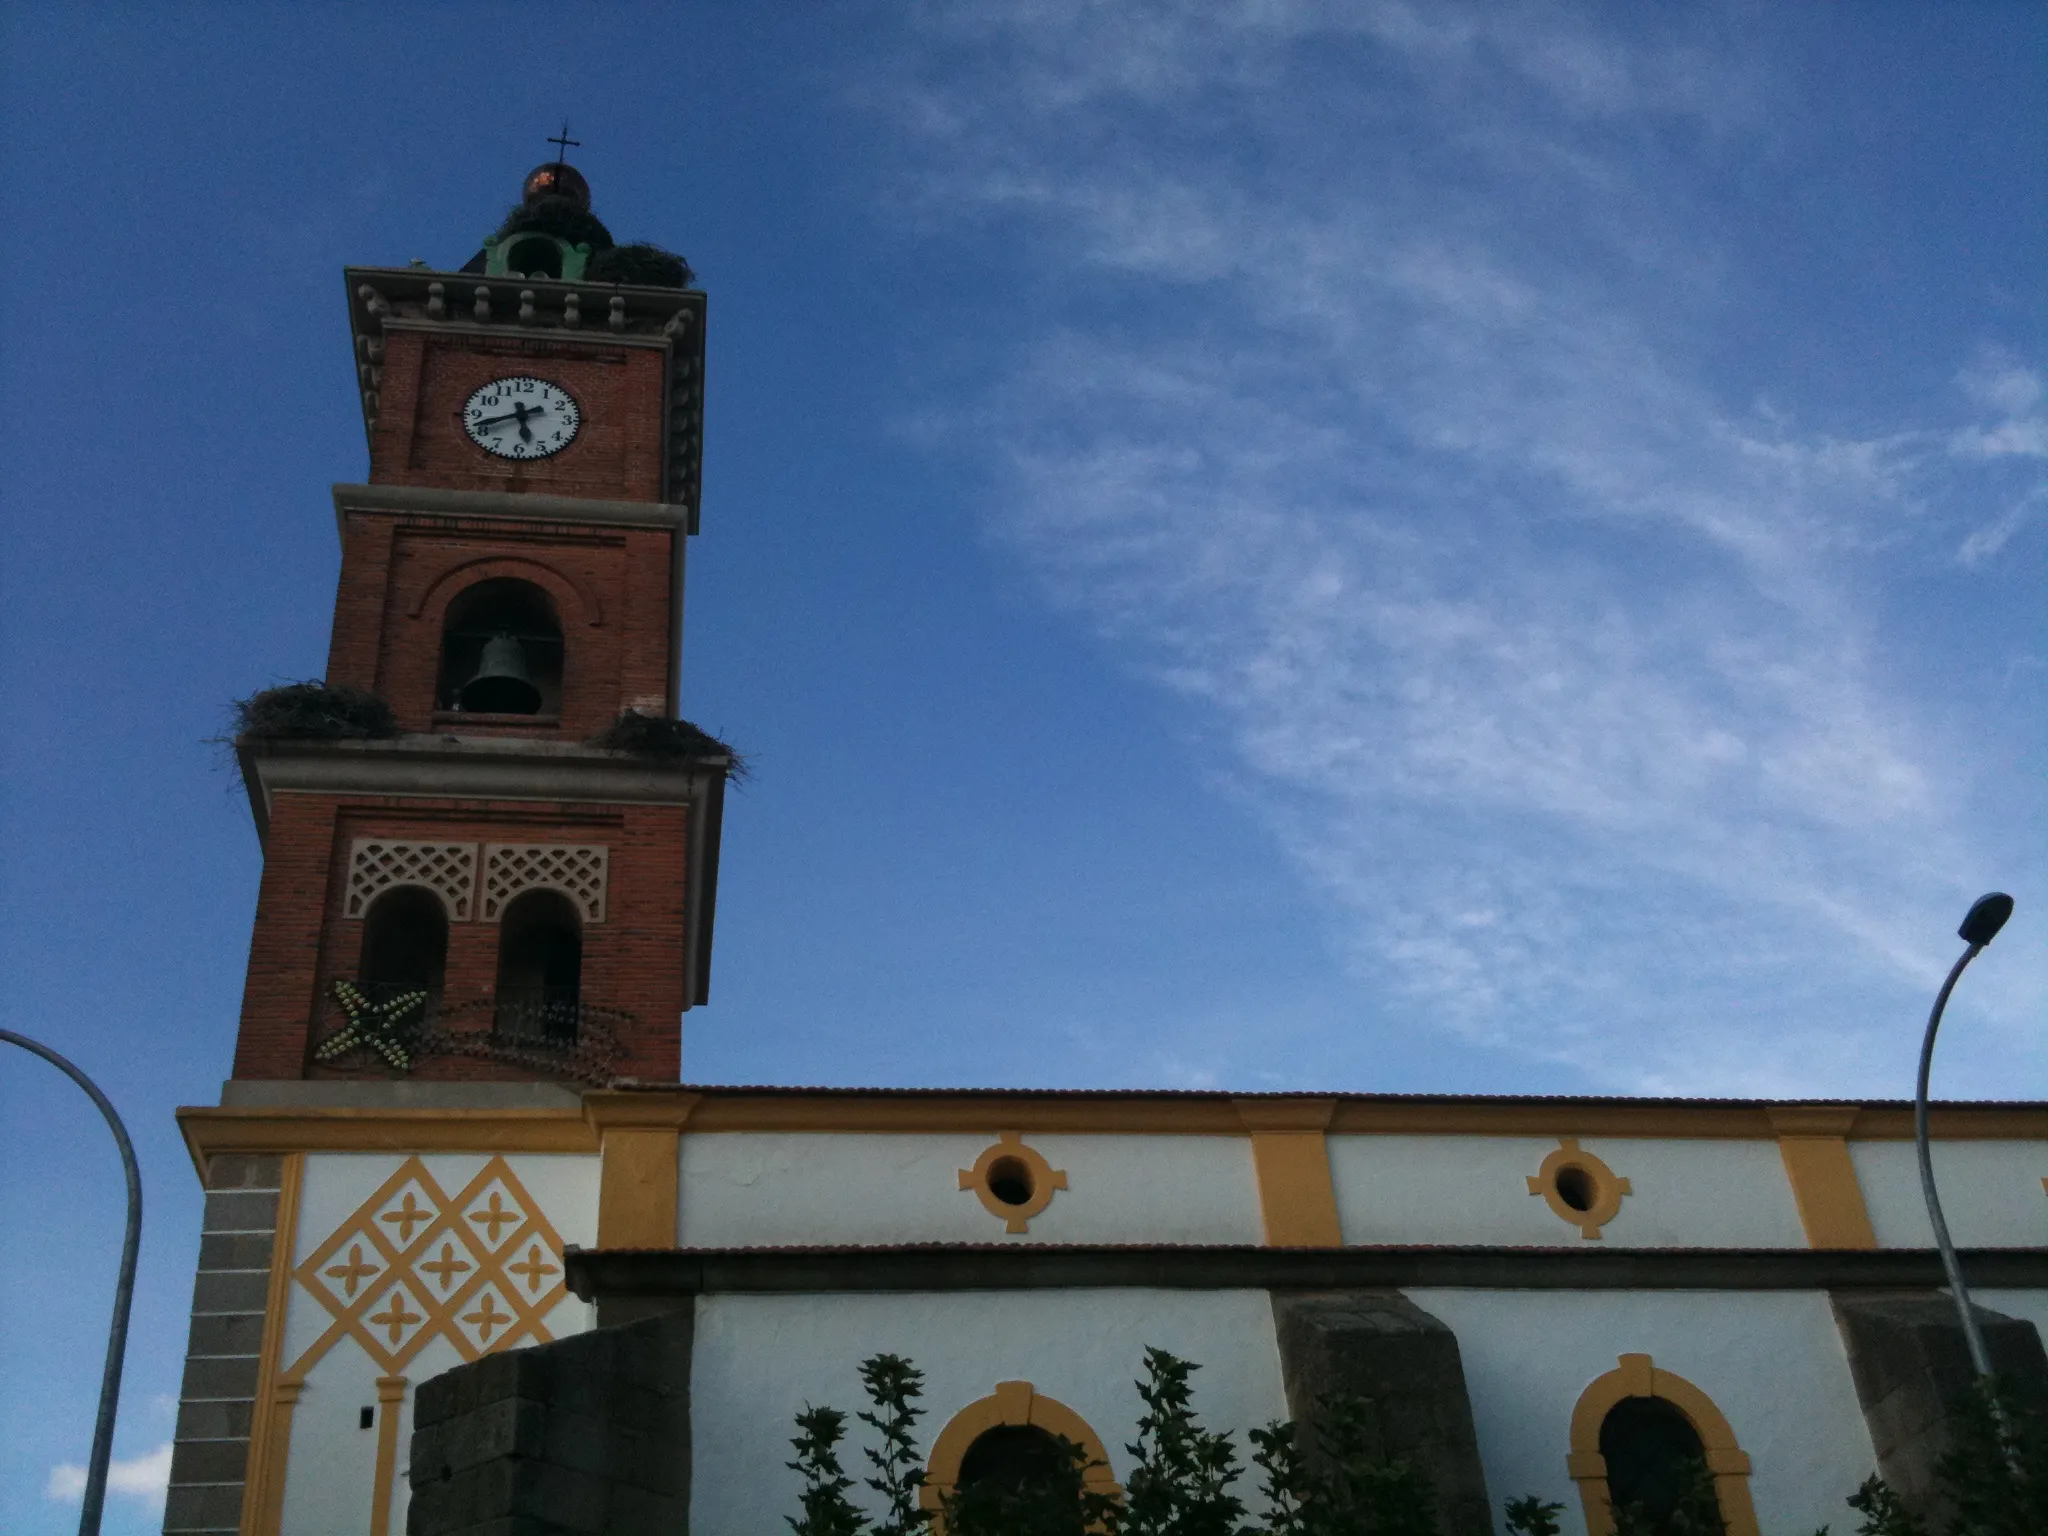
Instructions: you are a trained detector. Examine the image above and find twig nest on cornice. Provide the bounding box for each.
[588,711,746,780]
[229,681,399,742]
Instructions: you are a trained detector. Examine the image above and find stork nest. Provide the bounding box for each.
[230,681,399,741]
[585,243,695,288]
[496,195,615,251]
[589,711,746,779]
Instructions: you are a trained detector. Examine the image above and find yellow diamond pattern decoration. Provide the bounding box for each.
[290,1156,570,1377]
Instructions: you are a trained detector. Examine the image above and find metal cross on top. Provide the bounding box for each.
[547,121,580,162]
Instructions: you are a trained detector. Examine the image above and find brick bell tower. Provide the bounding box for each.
[230,154,726,1089]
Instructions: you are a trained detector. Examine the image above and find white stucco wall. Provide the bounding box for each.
[688,1289,1290,1534]
[677,1132,1265,1246]
[1328,1136,1809,1248]
[1410,1288,1876,1531]
[1850,1139,2048,1247]
[1973,1288,2048,1351]
[277,1151,600,1536]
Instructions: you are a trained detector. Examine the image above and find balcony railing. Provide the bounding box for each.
[316,980,628,1085]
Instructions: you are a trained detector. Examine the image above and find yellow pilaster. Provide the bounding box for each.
[1768,1105,1877,1250]
[368,1375,407,1536]
[586,1092,698,1248]
[1235,1098,1343,1246]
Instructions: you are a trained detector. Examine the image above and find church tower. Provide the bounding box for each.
[166,156,726,1535]
[232,154,723,1090]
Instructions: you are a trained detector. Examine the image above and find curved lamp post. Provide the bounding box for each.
[0,1030,143,1536]
[1914,892,2014,1379]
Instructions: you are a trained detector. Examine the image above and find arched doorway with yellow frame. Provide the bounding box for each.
[921,1379,1121,1532]
[1567,1353,1760,1536]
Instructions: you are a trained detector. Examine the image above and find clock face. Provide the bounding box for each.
[462,376,582,460]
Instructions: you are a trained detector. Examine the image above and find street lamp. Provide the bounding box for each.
[1914,891,2014,1379]
[0,1030,143,1536]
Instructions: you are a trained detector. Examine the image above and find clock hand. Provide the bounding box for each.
[470,403,550,430]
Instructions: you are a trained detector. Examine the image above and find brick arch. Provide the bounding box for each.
[410,556,603,630]
[1567,1353,1759,1536]
[921,1379,1119,1529]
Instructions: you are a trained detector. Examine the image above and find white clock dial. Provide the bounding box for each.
[462,376,582,460]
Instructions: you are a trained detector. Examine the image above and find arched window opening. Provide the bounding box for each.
[358,887,448,999]
[494,889,582,1041]
[439,578,564,717]
[1567,1353,1760,1536]
[1599,1397,1711,1527]
[958,1424,1070,1497]
[921,1380,1120,1532]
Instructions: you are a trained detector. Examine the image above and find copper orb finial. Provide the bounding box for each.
[523,161,590,209]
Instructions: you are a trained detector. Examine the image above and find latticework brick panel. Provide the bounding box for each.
[482,844,609,924]
[345,840,479,921]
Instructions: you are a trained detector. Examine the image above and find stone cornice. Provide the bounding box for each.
[237,734,722,842]
[330,482,690,535]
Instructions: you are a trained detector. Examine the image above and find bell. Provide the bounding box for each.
[458,632,544,715]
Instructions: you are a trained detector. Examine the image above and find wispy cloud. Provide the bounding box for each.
[874,1,2043,1093]
[46,1442,172,1510]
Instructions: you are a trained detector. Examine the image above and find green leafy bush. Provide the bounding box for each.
[1609,1456,1724,1536]
[1120,1349,1248,1536]
[788,1404,866,1536]
[785,1350,2046,1536]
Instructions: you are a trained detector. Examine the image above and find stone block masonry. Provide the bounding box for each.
[1832,1291,2048,1527]
[407,1311,693,1536]
[1270,1290,1493,1536]
[163,1154,284,1535]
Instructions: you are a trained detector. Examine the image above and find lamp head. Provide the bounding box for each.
[1958,892,2014,947]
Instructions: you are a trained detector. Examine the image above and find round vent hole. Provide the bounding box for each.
[986,1156,1035,1207]
[1554,1165,1596,1213]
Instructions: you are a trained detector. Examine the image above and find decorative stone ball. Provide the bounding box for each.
[523,161,591,209]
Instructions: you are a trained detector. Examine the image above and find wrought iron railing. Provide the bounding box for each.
[315,981,627,1085]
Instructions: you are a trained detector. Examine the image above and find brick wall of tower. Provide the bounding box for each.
[232,794,693,1082]
[324,512,677,736]
[367,331,669,501]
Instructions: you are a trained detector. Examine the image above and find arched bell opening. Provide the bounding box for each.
[438,577,564,717]
[500,234,566,280]
[1598,1396,1713,1528]
[493,889,582,1042]
[358,887,448,1000]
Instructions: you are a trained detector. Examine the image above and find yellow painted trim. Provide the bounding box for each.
[1567,1353,1759,1536]
[921,1380,1120,1529]
[1234,1097,1337,1132]
[178,1107,597,1176]
[1246,1133,1342,1246]
[596,1126,681,1248]
[254,1381,301,1536]
[368,1375,407,1536]
[1769,1108,1877,1250]
[285,1156,568,1379]
[958,1133,1068,1234]
[1528,1138,1631,1240]
[238,1153,303,1536]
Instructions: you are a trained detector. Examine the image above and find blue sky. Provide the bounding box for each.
[1,3,2041,1527]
